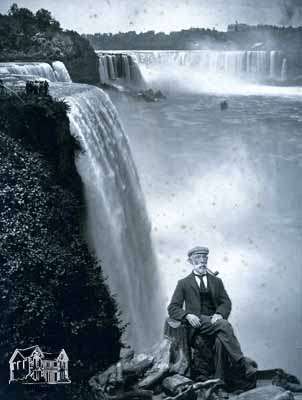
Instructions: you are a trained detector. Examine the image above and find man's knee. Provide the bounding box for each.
[215,319,233,331]
[199,315,214,331]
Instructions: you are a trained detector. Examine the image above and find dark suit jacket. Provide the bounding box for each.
[167,272,232,321]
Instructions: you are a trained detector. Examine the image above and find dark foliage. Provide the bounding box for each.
[84,24,302,53]
[0,89,79,188]
[0,4,99,84]
[0,3,61,52]
[84,28,227,51]
[0,94,124,388]
[62,30,100,85]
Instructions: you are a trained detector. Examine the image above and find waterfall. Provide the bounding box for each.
[122,55,131,82]
[101,50,286,81]
[0,61,71,82]
[66,85,163,351]
[52,61,72,82]
[270,50,281,79]
[107,55,116,80]
[96,52,146,88]
[98,55,110,84]
[281,58,288,82]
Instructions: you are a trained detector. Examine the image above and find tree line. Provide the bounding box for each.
[83,24,302,53]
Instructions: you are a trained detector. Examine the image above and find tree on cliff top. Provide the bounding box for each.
[8,3,61,32]
[0,4,99,84]
[35,8,60,31]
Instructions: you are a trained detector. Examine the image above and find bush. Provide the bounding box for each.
[0,91,78,188]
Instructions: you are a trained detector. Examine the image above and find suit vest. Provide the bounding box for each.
[197,277,216,316]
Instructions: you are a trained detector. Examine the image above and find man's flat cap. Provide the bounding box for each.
[188,246,209,257]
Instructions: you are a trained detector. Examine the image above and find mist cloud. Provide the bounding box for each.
[279,0,302,25]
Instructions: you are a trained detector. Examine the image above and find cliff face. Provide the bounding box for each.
[61,31,100,84]
[0,93,123,394]
[0,7,99,84]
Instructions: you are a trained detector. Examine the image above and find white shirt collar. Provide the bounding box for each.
[194,273,208,288]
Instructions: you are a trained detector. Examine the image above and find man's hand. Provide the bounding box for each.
[211,313,223,324]
[185,314,201,328]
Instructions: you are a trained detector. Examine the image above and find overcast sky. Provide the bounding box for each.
[0,0,302,33]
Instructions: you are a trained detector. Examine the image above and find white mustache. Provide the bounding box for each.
[187,259,207,267]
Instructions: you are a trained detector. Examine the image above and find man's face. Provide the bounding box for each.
[189,252,208,274]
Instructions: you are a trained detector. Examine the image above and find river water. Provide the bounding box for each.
[109,84,302,376]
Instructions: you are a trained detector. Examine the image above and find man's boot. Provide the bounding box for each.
[239,357,257,378]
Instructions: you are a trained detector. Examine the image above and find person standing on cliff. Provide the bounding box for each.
[167,246,257,386]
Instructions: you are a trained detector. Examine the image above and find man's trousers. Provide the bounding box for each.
[190,315,244,380]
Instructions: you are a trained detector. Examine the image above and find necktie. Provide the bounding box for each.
[195,274,206,290]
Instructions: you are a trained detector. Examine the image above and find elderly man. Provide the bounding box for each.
[168,246,257,387]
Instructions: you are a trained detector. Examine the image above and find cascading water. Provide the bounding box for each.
[99,56,110,83]
[281,58,288,82]
[65,85,163,351]
[0,61,71,82]
[122,55,131,82]
[52,61,72,82]
[269,50,281,79]
[96,52,146,89]
[100,50,286,82]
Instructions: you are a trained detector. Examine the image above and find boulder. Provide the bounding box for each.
[162,374,193,395]
[138,338,171,389]
[237,385,286,400]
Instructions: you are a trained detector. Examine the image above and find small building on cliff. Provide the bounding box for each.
[9,345,70,384]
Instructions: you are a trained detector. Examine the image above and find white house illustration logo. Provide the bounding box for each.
[9,345,71,384]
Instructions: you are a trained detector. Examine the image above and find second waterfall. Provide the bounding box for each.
[66,85,164,351]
